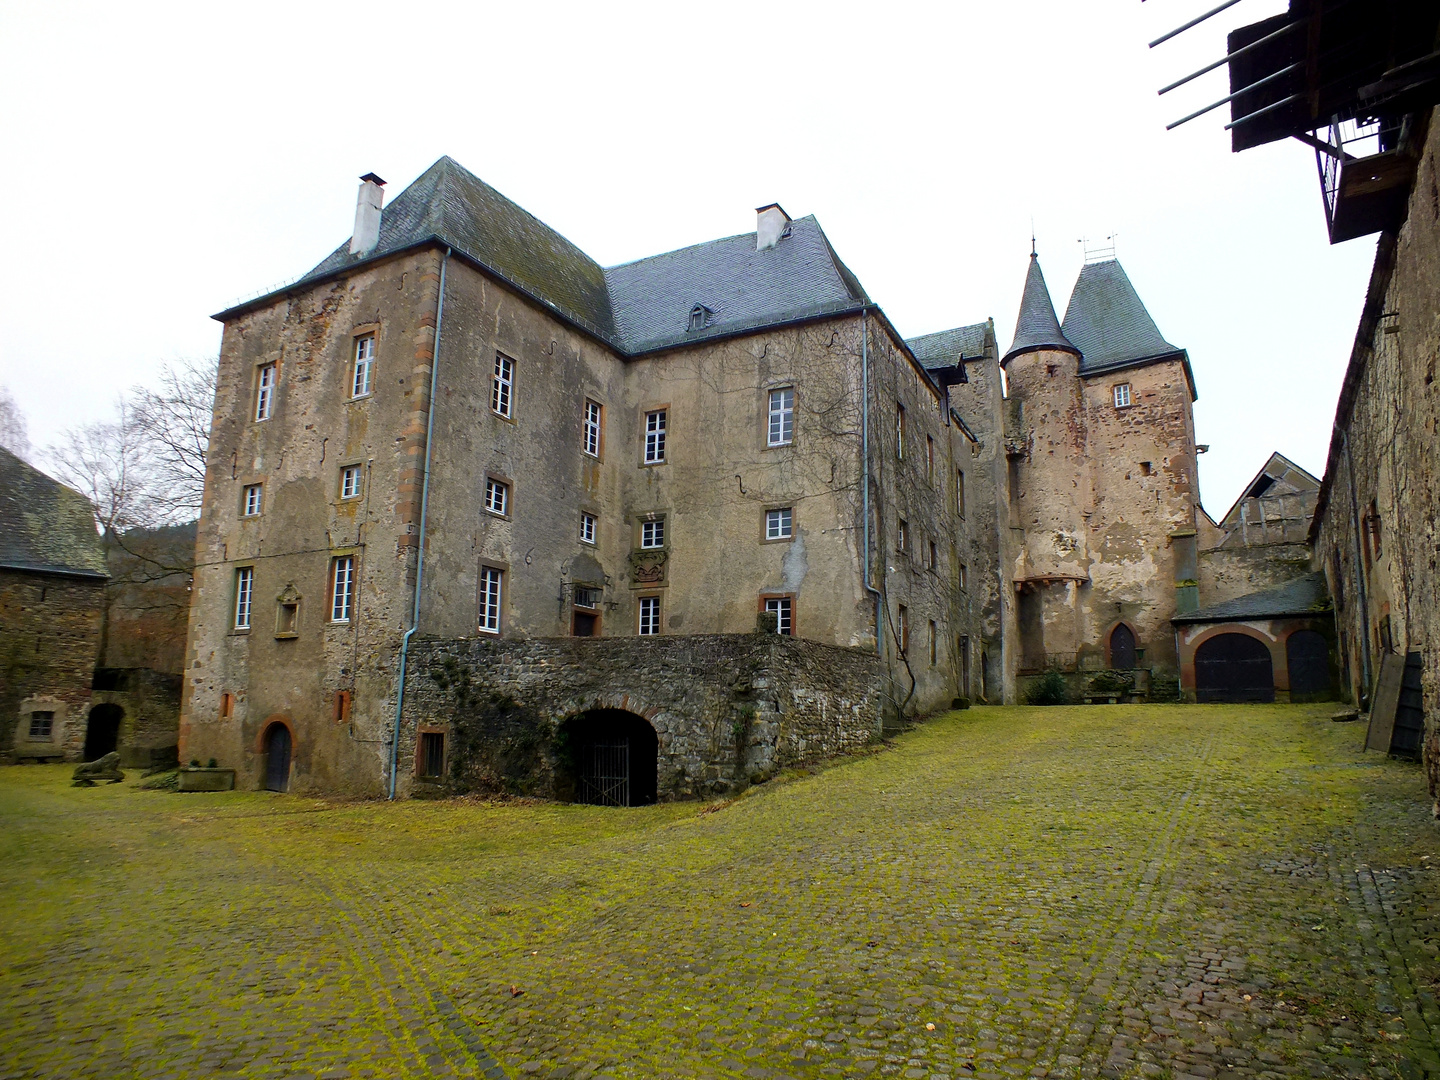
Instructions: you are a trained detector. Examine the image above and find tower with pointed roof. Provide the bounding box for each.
[1000,251,1201,693]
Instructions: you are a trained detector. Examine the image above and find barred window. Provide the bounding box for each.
[638,596,661,636]
[234,567,254,629]
[644,410,667,463]
[479,566,503,634]
[767,387,794,446]
[583,400,602,458]
[331,556,355,623]
[492,354,514,418]
[352,335,375,398]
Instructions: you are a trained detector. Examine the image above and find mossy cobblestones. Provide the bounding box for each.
[4,704,1440,1079]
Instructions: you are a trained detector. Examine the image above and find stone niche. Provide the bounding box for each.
[403,634,884,800]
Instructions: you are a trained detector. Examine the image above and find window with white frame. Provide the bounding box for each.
[956,469,966,518]
[492,354,514,417]
[644,409,667,463]
[764,596,793,636]
[583,400,602,458]
[331,555,355,623]
[340,465,362,500]
[234,567,254,630]
[352,335,375,398]
[580,511,597,545]
[1113,383,1132,408]
[638,595,661,636]
[897,518,910,553]
[767,387,794,446]
[484,477,509,516]
[765,507,792,540]
[242,484,263,517]
[641,517,665,549]
[255,363,276,421]
[479,566,503,633]
[895,403,906,459]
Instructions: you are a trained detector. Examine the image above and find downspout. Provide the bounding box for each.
[388,246,451,799]
[1342,435,1372,700]
[860,309,885,735]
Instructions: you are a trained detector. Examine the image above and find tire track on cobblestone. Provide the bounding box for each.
[303,867,513,1080]
[1034,729,1218,1079]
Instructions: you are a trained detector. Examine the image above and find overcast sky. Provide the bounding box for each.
[0,1,1375,519]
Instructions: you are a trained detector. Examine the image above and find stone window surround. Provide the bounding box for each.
[580,509,598,545]
[414,725,449,779]
[637,513,666,551]
[483,472,513,520]
[759,593,796,637]
[583,398,605,460]
[637,593,663,636]
[15,700,66,752]
[351,331,377,399]
[232,565,256,634]
[641,405,670,466]
[491,353,516,421]
[241,482,263,517]
[329,551,358,625]
[338,463,364,502]
[254,360,278,422]
[764,384,795,450]
[761,505,794,544]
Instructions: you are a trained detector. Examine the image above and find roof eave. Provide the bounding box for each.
[0,562,108,581]
[1000,342,1082,367]
[1172,606,1331,625]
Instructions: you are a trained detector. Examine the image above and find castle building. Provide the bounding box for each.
[181,158,997,799]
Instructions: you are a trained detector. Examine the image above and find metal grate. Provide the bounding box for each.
[579,742,630,807]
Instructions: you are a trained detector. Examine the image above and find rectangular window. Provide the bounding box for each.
[580,511,597,545]
[574,586,601,609]
[419,731,445,778]
[1113,383,1132,408]
[484,477,509,517]
[27,711,54,740]
[242,484,263,517]
[928,540,938,571]
[644,409,667,463]
[234,567,254,630]
[960,563,969,591]
[764,596,793,636]
[352,335,375,398]
[340,465,362,500]
[897,519,910,553]
[492,354,514,417]
[767,387,794,446]
[331,555,355,623]
[957,469,966,518]
[255,363,276,421]
[641,517,665,549]
[896,403,906,459]
[479,566,503,633]
[765,507,793,540]
[897,604,909,654]
[220,693,235,719]
[926,435,935,482]
[929,620,938,666]
[583,399,603,458]
[638,595,661,636]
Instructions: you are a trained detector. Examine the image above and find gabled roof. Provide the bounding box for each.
[1216,451,1322,529]
[218,158,872,357]
[1002,254,1078,364]
[0,447,106,579]
[907,321,993,370]
[1172,571,1331,625]
[1062,259,1182,372]
[603,216,868,354]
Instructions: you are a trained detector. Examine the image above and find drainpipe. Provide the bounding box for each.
[860,309,885,735]
[1342,435,1372,700]
[388,246,451,799]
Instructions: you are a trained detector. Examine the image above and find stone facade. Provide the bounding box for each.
[403,633,882,800]
[1313,107,1440,803]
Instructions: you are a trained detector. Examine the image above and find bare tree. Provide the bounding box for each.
[0,385,31,461]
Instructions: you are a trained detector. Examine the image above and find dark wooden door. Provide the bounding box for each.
[264,725,291,792]
[1110,624,1137,670]
[1195,633,1275,703]
[1286,630,1331,699]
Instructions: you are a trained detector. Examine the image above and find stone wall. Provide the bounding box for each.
[1,568,104,762]
[91,668,183,768]
[1197,542,1314,609]
[401,633,884,799]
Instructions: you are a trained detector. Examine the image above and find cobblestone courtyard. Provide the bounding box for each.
[4,704,1440,1080]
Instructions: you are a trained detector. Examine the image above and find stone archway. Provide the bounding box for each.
[557,709,658,807]
[262,721,292,792]
[1195,633,1275,703]
[84,704,124,761]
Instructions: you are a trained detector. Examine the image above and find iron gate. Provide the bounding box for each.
[579,741,630,807]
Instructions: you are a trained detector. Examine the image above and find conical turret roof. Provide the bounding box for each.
[1002,253,1079,365]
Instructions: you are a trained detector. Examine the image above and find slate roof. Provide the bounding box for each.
[0,447,106,579]
[1171,572,1331,625]
[907,322,991,370]
[220,158,872,356]
[1003,254,1078,364]
[1061,259,1183,374]
[603,216,868,354]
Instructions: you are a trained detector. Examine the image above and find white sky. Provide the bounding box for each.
[0,1,1376,520]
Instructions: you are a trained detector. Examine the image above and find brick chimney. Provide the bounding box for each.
[756,203,791,251]
[349,173,386,256]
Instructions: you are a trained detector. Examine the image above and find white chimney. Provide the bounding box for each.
[756,203,791,251]
[349,172,387,256]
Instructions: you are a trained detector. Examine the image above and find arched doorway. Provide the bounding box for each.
[1109,624,1137,670]
[84,704,123,761]
[1195,633,1275,703]
[558,709,658,806]
[1286,630,1332,699]
[263,723,292,792]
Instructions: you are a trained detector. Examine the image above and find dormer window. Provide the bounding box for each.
[687,305,712,333]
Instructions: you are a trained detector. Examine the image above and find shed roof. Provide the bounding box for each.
[1171,571,1331,625]
[0,447,106,579]
[907,321,992,370]
[1003,254,1078,364]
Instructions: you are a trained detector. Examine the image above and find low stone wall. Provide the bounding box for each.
[402,633,884,799]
